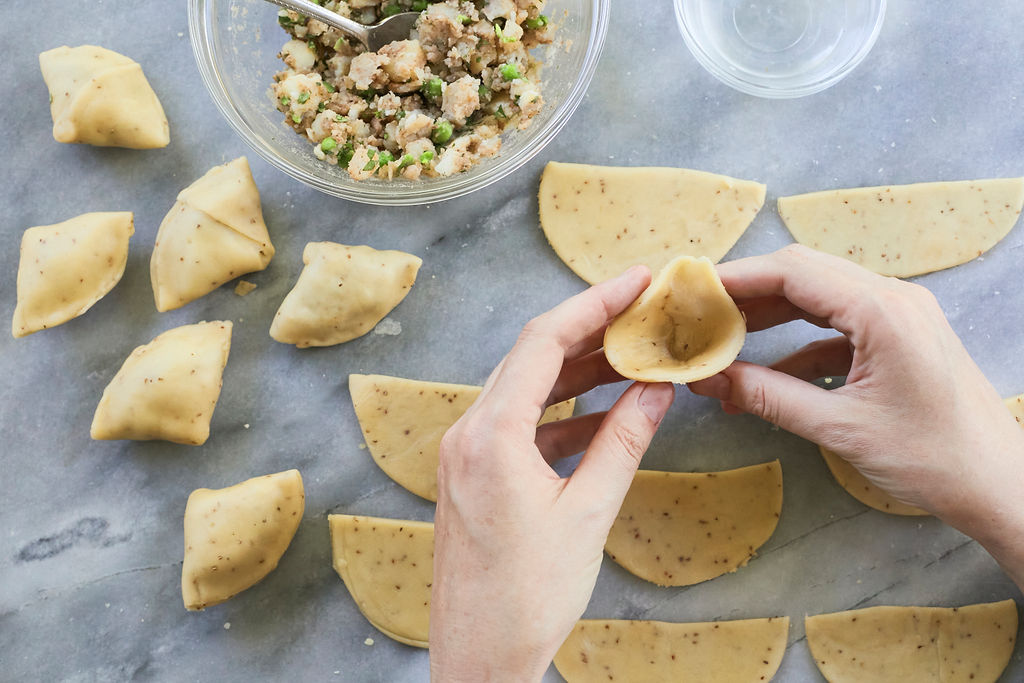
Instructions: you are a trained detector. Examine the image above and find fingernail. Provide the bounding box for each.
[638,382,674,422]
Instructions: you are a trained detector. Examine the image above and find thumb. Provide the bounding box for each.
[568,382,674,507]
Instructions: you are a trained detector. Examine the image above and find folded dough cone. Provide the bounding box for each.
[778,178,1024,277]
[39,45,169,149]
[13,212,133,338]
[151,157,274,312]
[91,321,232,445]
[604,255,745,383]
[270,243,422,347]
[182,470,304,610]
[554,617,789,683]
[605,462,783,586]
[329,514,433,648]
[349,374,574,501]
[539,162,765,284]
[805,600,1017,683]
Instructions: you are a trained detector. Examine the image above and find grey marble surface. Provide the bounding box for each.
[2,1,1024,681]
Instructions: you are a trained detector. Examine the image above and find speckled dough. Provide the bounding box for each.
[539,162,766,284]
[349,373,574,501]
[604,255,746,384]
[12,212,133,338]
[270,243,422,347]
[778,178,1024,277]
[182,470,305,611]
[90,321,232,445]
[39,45,169,149]
[328,514,433,648]
[150,157,274,312]
[805,600,1018,682]
[554,617,789,683]
[605,462,783,587]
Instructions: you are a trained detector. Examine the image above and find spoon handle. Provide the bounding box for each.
[264,0,370,47]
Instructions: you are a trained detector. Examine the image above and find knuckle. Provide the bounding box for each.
[609,422,647,464]
[744,381,781,425]
[778,243,814,263]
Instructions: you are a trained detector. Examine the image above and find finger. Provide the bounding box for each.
[568,382,675,509]
[546,350,626,407]
[736,295,831,332]
[478,266,651,426]
[564,326,608,362]
[535,412,608,465]
[769,336,853,381]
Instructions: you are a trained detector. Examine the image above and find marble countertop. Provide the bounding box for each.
[2,1,1023,681]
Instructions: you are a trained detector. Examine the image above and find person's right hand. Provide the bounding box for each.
[687,245,1024,589]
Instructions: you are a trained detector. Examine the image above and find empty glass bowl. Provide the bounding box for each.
[675,0,886,98]
[188,0,609,205]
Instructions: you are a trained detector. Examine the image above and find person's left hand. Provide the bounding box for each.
[429,266,675,682]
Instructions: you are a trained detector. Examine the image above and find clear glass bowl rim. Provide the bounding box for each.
[187,0,610,205]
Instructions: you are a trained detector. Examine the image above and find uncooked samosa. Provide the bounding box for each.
[91,321,232,445]
[151,157,274,312]
[13,212,133,338]
[270,243,422,347]
[39,45,169,149]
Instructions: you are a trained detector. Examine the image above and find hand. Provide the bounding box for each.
[429,266,675,682]
[688,245,1024,590]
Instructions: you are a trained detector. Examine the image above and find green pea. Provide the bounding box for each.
[297,92,310,104]
[324,82,336,93]
[421,77,443,100]
[411,0,428,10]
[334,37,346,51]
[523,15,549,30]
[382,3,402,17]
[320,137,338,152]
[457,14,471,25]
[280,95,291,107]
[419,150,435,165]
[291,112,302,124]
[396,154,416,171]
[431,120,453,144]
[499,63,521,81]
[377,151,395,167]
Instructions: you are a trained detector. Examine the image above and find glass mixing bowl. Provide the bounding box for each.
[188,0,609,205]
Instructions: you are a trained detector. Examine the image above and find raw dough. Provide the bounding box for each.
[182,470,304,610]
[603,255,745,384]
[329,514,433,648]
[270,243,422,347]
[151,157,274,312]
[12,212,133,338]
[349,374,575,501]
[554,617,789,683]
[39,45,169,149]
[805,599,1017,683]
[818,446,928,516]
[90,321,232,445]
[778,178,1024,277]
[1006,392,1024,424]
[605,462,783,586]
[539,162,766,284]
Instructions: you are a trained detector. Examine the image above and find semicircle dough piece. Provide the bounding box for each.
[12,212,133,338]
[554,617,789,683]
[805,599,1018,683]
[329,514,433,648]
[151,157,274,312]
[818,446,928,517]
[39,45,169,149]
[604,255,745,384]
[90,321,232,445]
[182,470,304,611]
[349,374,575,501]
[270,243,422,347]
[605,462,783,586]
[778,178,1024,277]
[1005,392,1024,424]
[539,162,766,284]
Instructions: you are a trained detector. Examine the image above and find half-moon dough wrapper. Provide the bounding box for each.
[539,162,766,284]
[39,45,169,149]
[604,255,745,383]
[151,157,274,312]
[270,243,422,347]
[1006,392,1024,425]
[778,178,1024,277]
[554,617,789,683]
[605,462,783,586]
[329,514,433,648]
[349,374,575,501]
[182,470,304,610]
[805,599,1017,683]
[91,321,232,445]
[13,212,133,338]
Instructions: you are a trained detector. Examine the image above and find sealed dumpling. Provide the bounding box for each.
[13,212,133,338]
[270,243,422,347]
[182,470,304,610]
[91,321,232,445]
[39,45,169,149]
[151,158,274,312]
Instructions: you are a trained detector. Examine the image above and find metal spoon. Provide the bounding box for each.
[265,0,420,52]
